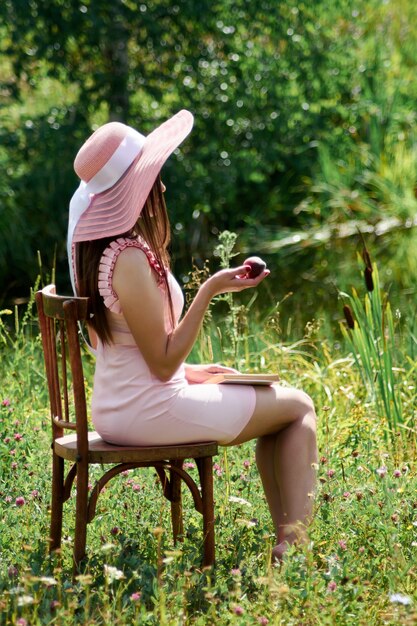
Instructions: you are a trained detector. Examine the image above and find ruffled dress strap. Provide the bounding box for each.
[98,236,165,314]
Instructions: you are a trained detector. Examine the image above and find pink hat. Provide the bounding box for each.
[67,110,193,289]
[68,109,193,242]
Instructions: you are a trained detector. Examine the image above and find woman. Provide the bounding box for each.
[68,110,318,561]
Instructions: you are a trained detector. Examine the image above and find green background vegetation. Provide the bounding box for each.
[1,0,416,318]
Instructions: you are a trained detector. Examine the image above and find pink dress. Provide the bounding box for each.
[91,236,256,446]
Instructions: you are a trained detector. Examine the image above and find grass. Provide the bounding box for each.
[0,260,416,625]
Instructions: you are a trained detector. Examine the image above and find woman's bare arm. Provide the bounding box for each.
[113,247,269,381]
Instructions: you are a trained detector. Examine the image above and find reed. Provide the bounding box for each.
[339,250,413,449]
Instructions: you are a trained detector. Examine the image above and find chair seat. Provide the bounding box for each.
[54,431,218,464]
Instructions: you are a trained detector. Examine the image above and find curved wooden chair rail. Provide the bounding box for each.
[35,285,217,576]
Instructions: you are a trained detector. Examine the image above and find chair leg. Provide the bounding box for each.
[170,460,184,544]
[50,453,64,552]
[197,456,215,567]
[73,461,89,576]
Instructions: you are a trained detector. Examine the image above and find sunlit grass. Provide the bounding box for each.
[0,258,416,624]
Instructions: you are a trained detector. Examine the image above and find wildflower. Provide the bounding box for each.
[183,461,195,469]
[130,592,142,602]
[31,490,39,498]
[389,593,412,606]
[16,619,28,626]
[356,491,363,501]
[15,497,25,507]
[229,495,252,507]
[132,483,141,492]
[258,618,269,626]
[4,437,10,444]
[39,576,58,586]
[50,600,60,610]
[338,540,347,550]
[8,565,18,578]
[358,546,365,553]
[10,449,16,456]
[11,462,17,470]
[17,595,34,607]
[5,496,12,503]
[76,574,94,585]
[327,469,336,478]
[104,564,125,583]
[393,469,401,478]
[110,527,120,536]
[351,450,359,458]
[1,398,11,407]
[233,605,244,616]
[14,433,23,441]
[213,463,223,477]
[342,491,351,499]
[320,456,327,464]
[376,466,387,478]
[231,568,241,576]
[243,459,250,468]
[327,581,337,592]
[391,513,399,523]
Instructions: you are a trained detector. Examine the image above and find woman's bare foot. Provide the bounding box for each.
[271,541,290,564]
[271,529,304,564]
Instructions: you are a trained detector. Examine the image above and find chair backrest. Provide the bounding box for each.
[36,285,90,446]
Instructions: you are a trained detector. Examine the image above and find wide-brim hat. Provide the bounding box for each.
[67,109,193,290]
[67,109,194,286]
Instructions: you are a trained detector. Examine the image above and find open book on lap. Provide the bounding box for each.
[204,373,280,386]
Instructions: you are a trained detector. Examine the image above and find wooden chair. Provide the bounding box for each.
[36,284,217,574]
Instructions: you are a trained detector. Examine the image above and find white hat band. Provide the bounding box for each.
[67,127,146,293]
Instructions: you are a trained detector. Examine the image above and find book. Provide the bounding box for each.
[204,373,280,386]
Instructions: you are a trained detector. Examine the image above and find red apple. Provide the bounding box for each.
[244,256,266,278]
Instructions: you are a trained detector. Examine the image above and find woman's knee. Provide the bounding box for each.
[291,389,317,424]
[288,392,317,445]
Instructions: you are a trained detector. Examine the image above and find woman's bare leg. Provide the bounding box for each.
[255,434,286,541]
[227,385,318,559]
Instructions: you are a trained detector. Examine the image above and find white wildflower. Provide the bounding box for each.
[104,564,125,583]
[17,594,34,606]
[39,576,58,586]
[389,593,412,606]
[229,496,252,507]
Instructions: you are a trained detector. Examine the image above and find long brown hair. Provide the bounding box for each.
[75,175,174,344]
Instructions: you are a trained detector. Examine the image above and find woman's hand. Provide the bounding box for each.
[185,363,240,384]
[201,265,270,298]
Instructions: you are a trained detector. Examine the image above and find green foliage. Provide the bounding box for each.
[0,262,416,623]
[340,262,406,446]
[1,0,417,302]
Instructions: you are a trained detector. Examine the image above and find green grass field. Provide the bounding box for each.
[0,260,416,625]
